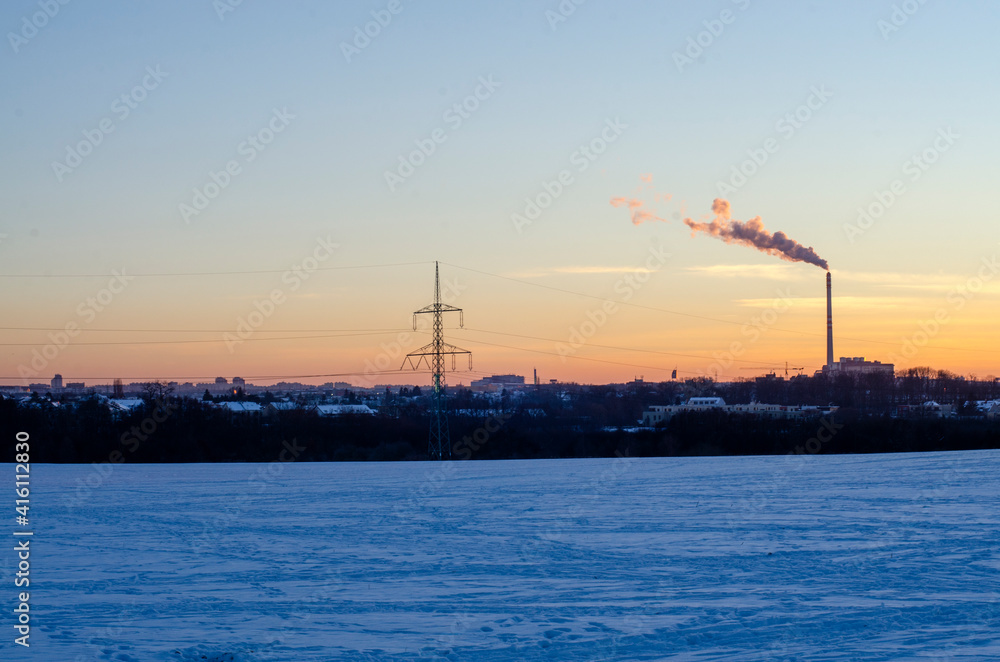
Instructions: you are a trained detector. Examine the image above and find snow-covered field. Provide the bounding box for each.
[12,450,1000,661]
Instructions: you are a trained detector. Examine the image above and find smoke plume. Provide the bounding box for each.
[610,196,665,225]
[610,175,676,224]
[684,198,828,270]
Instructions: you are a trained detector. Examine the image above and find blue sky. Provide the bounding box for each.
[2,0,998,384]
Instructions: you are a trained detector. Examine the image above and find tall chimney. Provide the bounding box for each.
[826,271,834,369]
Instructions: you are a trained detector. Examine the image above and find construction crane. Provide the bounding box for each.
[739,361,803,377]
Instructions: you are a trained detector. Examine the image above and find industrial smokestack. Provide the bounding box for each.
[826,271,834,369]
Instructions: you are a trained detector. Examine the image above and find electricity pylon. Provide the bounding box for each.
[402,261,471,460]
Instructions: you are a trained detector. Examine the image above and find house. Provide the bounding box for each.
[264,401,300,417]
[919,401,954,418]
[16,396,55,410]
[213,401,263,415]
[107,398,145,415]
[313,404,375,417]
[972,400,1000,416]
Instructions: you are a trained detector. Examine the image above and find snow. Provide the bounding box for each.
[314,404,375,416]
[213,402,264,413]
[15,450,1000,660]
[106,398,145,413]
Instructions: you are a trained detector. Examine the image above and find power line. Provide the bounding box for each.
[235,369,432,381]
[454,336,705,377]
[0,331,411,347]
[459,327,788,367]
[0,367,498,384]
[1,256,989,375]
[1,258,985,354]
[440,261,985,354]
[0,326,411,335]
[0,261,432,279]
[441,260,782,327]
[0,368,426,383]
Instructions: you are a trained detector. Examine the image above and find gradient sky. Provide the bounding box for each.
[2,0,999,387]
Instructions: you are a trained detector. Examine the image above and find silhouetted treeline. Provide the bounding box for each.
[2,390,998,463]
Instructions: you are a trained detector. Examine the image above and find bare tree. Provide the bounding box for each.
[140,380,174,404]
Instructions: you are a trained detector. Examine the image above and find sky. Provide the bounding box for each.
[2,0,999,387]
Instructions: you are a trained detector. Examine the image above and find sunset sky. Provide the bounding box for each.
[2,0,999,387]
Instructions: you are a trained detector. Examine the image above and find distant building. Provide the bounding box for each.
[470,374,525,392]
[686,397,727,407]
[643,397,836,425]
[195,381,234,396]
[826,357,894,377]
[51,374,63,390]
[215,377,228,385]
[232,377,246,387]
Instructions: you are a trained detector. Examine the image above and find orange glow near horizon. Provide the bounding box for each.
[4,261,999,389]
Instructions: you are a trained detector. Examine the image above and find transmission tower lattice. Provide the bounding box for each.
[402,261,472,460]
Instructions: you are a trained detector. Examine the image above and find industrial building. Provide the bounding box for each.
[822,272,893,377]
[469,374,525,392]
[826,356,895,377]
[642,398,837,425]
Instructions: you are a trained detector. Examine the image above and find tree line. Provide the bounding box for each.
[2,368,999,463]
